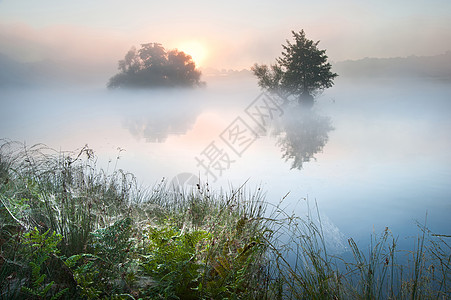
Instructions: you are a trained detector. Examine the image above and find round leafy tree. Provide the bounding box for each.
[108,43,203,89]
[252,30,337,106]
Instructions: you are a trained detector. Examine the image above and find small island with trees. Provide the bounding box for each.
[107,43,204,89]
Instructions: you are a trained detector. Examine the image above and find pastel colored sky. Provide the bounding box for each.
[1,0,450,69]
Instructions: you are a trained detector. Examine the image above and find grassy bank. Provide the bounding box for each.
[0,141,449,299]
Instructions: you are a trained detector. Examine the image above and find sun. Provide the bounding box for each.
[178,41,207,67]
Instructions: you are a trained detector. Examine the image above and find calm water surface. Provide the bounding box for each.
[1,75,450,251]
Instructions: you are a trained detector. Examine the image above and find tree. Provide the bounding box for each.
[252,30,337,106]
[108,43,203,89]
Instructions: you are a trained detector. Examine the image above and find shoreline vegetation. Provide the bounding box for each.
[0,141,449,299]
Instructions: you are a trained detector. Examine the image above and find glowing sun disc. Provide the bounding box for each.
[178,41,207,67]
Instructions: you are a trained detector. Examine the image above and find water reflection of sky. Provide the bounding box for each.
[1,77,450,251]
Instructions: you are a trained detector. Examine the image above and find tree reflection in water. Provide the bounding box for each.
[273,105,333,170]
[123,97,202,143]
[124,110,198,143]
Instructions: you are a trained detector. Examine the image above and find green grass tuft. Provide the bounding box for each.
[0,140,449,299]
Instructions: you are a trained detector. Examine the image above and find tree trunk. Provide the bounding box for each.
[299,93,314,108]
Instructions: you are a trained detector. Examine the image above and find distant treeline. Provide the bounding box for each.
[0,53,108,87]
[333,51,451,79]
[1,51,451,88]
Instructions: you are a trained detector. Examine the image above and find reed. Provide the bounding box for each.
[0,140,449,299]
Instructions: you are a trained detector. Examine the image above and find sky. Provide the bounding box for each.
[0,0,450,71]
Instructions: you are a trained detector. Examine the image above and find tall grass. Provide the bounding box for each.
[0,141,142,256]
[0,140,450,299]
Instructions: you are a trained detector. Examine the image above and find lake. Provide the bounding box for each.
[1,74,450,252]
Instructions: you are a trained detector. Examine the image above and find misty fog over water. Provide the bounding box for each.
[1,73,450,252]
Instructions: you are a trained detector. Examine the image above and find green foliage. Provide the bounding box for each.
[0,200,24,298]
[65,254,103,299]
[1,141,450,299]
[203,238,267,299]
[21,261,68,300]
[252,30,338,104]
[82,217,136,297]
[0,142,139,257]
[22,227,62,267]
[141,221,211,299]
[108,43,204,89]
[264,204,343,299]
[140,214,269,300]
[20,227,68,299]
[62,218,139,299]
[90,217,134,265]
